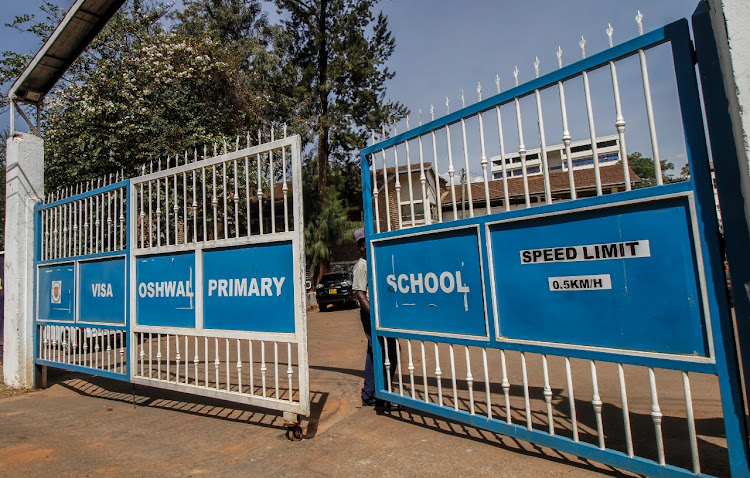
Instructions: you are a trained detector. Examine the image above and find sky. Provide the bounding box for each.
[1,0,700,172]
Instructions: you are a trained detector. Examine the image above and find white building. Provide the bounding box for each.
[490,134,621,179]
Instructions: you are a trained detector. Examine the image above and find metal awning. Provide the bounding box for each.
[7,0,126,105]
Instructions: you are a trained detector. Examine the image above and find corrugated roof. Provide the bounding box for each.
[8,0,126,105]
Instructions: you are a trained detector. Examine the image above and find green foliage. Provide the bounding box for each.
[330,161,363,211]
[680,163,691,180]
[621,151,676,189]
[304,190,360,283]
[1,0,292,191]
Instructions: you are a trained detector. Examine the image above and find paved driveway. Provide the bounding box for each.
[0,307,719,477]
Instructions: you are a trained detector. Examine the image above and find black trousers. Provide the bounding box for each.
[360,308,398,402]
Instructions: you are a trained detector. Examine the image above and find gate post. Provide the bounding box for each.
[3,132,44,388]
[694,0,750,404]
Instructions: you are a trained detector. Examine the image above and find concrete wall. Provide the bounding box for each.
[707,0,750,233]
[3,133,44,388]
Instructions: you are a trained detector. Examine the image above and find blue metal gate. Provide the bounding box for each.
[34,132,310,425]
[35,180,130,382]
[361,18,749,477]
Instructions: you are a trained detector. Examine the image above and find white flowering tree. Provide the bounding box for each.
[1,0,287,191]
[43,0,289,190]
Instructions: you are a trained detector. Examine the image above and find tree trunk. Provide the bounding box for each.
[316,0,329,198]
[314,257,331,285]
[318,128,329,197]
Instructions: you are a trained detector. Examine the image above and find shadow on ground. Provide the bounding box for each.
[49,368,329,439]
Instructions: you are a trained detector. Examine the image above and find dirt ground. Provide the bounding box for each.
[0,307,731,477]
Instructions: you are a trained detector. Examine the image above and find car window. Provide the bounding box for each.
[321,273,350,282]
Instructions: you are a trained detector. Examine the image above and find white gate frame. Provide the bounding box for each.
[128,135,309,420]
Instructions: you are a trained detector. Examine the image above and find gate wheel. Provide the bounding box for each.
[286,424,303,441]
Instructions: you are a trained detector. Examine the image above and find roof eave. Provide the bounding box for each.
[8,0,126,105]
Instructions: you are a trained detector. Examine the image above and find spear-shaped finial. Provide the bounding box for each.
[477,82,482,101]
[235,135,240,151]
[460,90,465,108]
[557,46,563,69]
[534,56,540,78]
[606,23,614,47]
[636,10,644,35]
[283,124,288,138]
[406,115,410,130]
[430,105,435,121]
[513,66,519,87]
[418,109,423,126]
[445,96,450,114]
[495,74,501,94]
[246,131,251,148]
[579,36,587,59]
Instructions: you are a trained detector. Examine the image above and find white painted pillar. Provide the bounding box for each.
[707,0,750,228]
[3,133,44,388]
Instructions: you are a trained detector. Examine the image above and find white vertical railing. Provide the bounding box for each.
[364,12,672,231]
[40,180,127,261]
[37,325,127,375]
[131,133,297,250]
[132,332,301,411]
[379,339,719,474]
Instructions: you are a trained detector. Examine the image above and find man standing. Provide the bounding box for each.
[352,227,397,408]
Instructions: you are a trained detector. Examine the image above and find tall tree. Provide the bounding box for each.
[273,0,407,199]
[173,0,299,131]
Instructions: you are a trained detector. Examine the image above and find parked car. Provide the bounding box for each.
[316,271,358,311]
